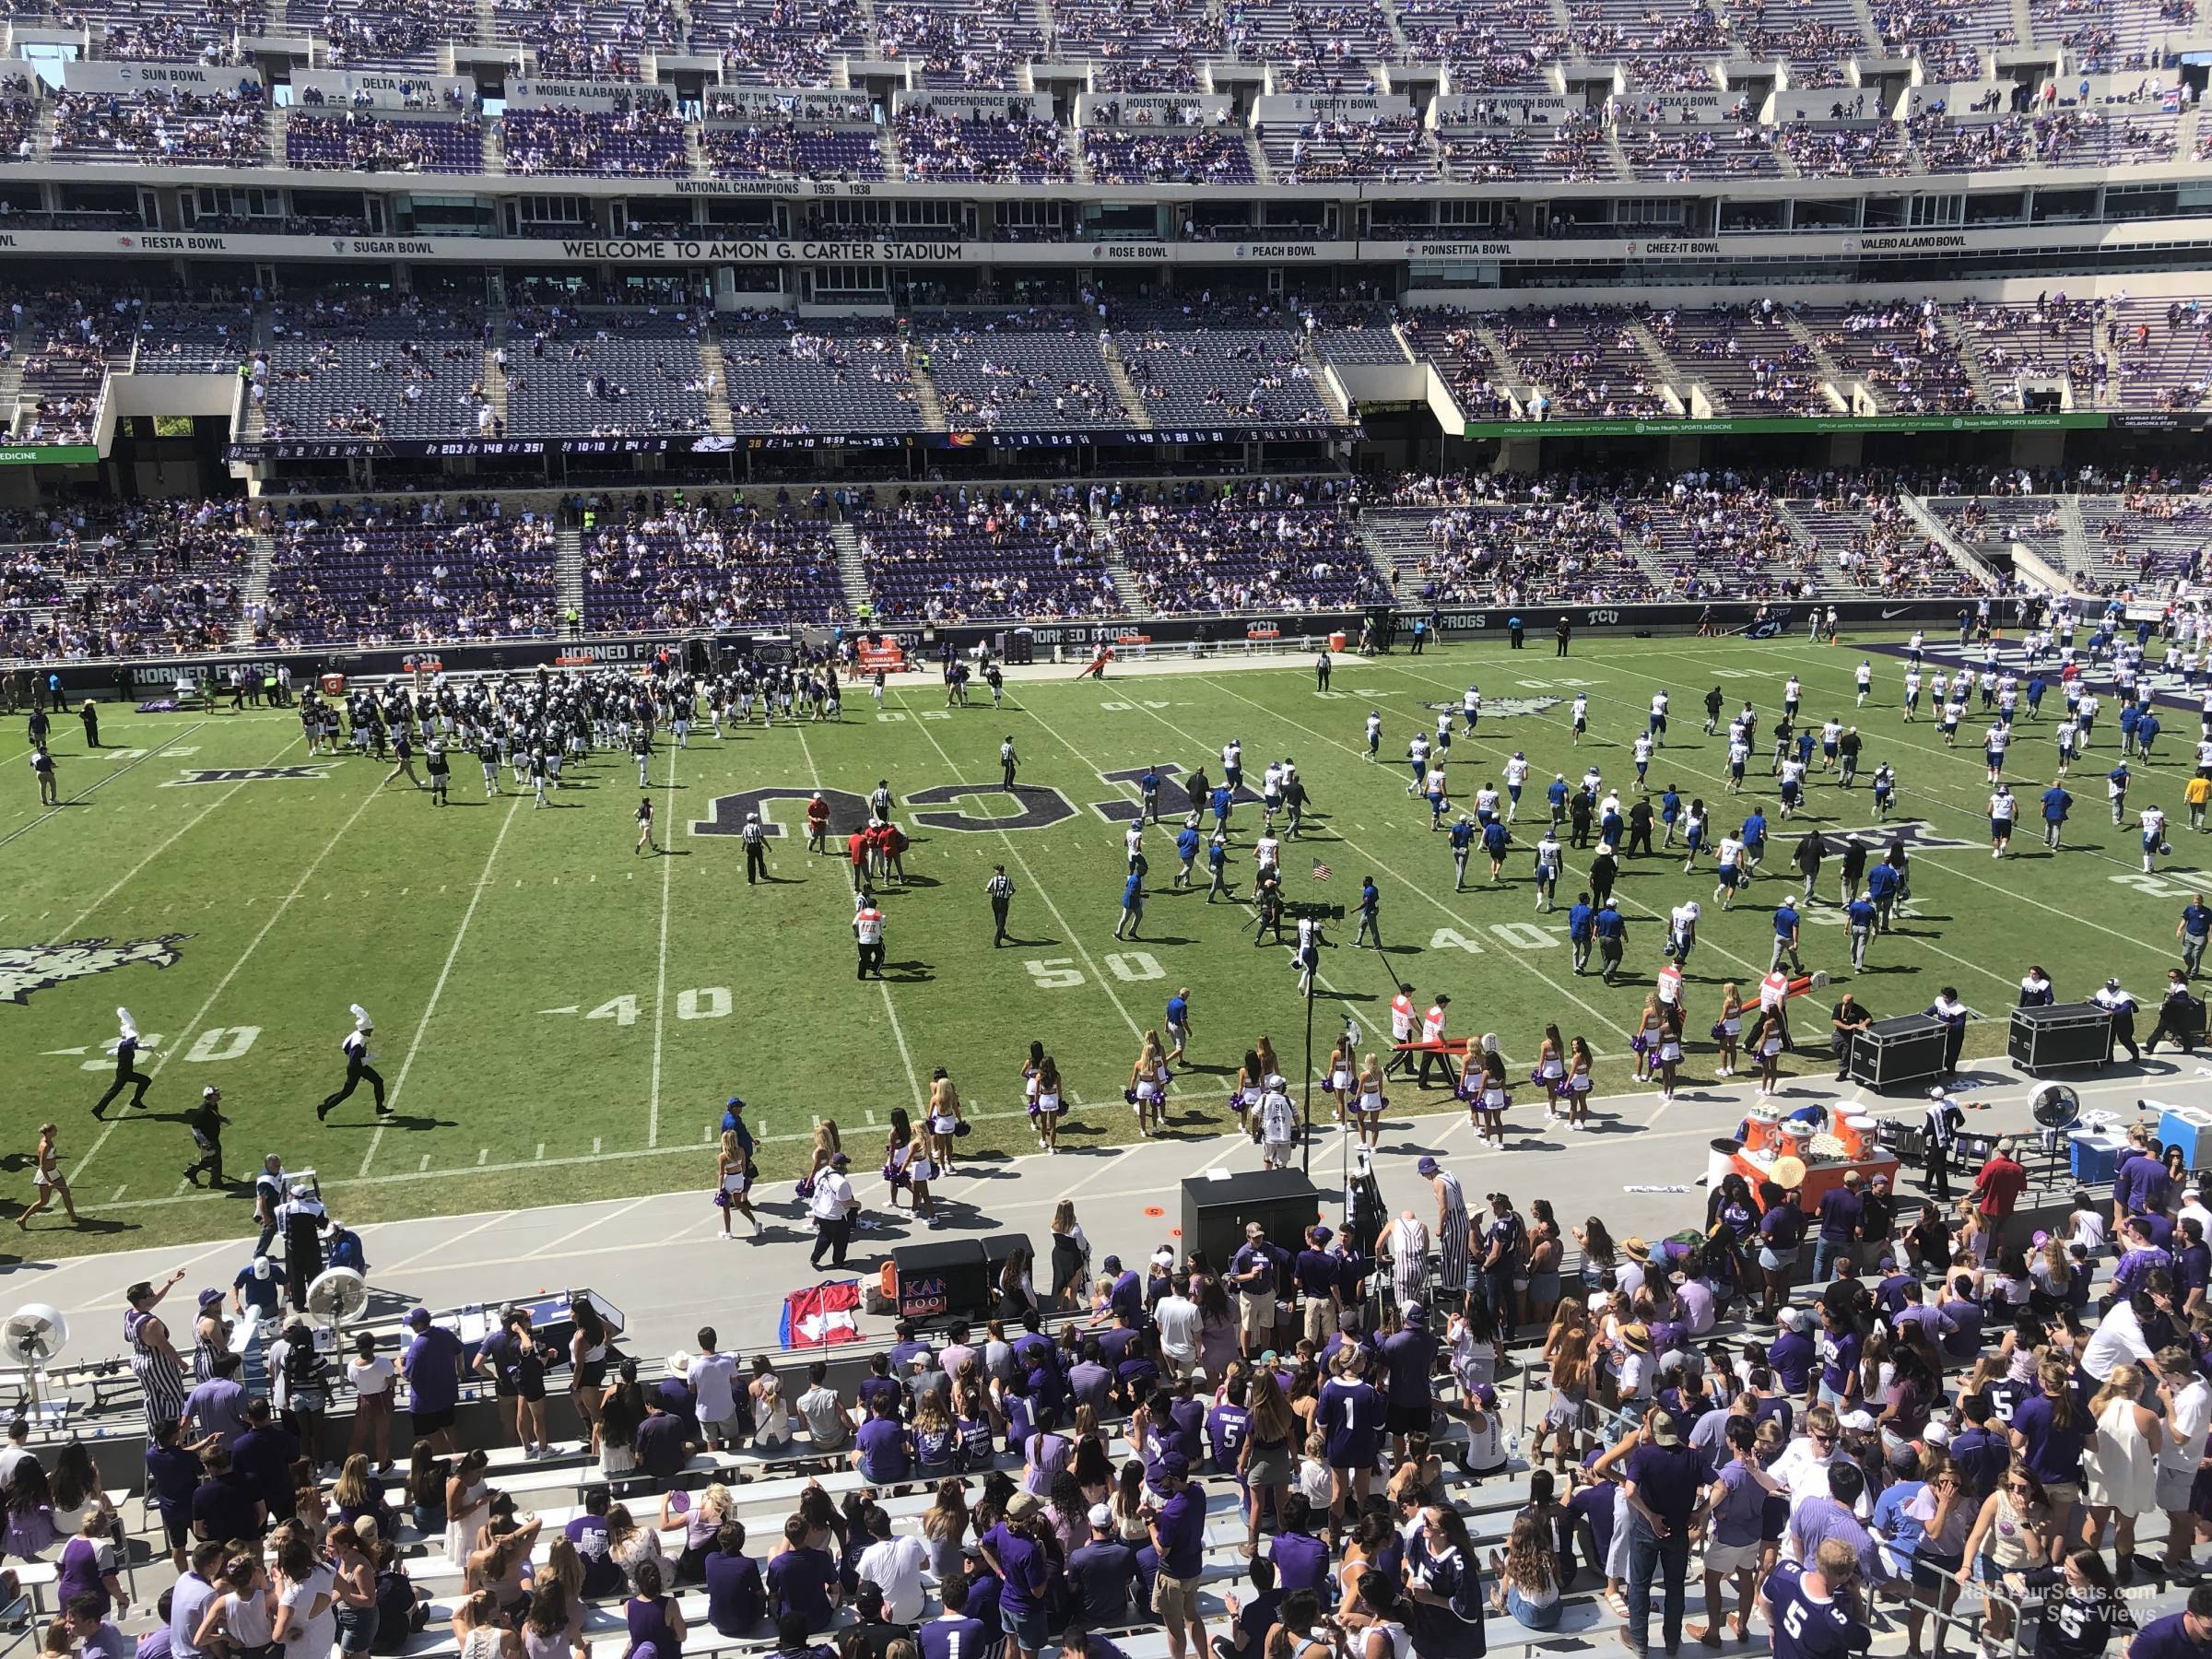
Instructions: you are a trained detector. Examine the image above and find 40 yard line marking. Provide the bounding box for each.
[646,735,682,1147]
[359,793,524,1178]
[69,766,390,1189]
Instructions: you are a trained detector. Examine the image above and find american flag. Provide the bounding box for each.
[1311,860,1332,881]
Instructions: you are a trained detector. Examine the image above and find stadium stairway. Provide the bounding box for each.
[1096,332,1153,429]
[2055,493,2093,582]
[700,336,735,435]
[830,522,873,618]
[1896,493,2007,587]
[1772,312,1854,414]
[483,346,511,430]
[904,346,948,432]
[1942,313,2007,412]
[229,532,277,646]
[557,527,585,621]
[1090,504,1153,618]
[1625,318,1696,414]
[1465,321,1539,412]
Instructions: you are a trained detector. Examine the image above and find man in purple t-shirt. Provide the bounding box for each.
[1689,1419,1783,1646]
[980,1492,1052,1659]
[1147,1453,1208,1659]
[396,1308,465,1452]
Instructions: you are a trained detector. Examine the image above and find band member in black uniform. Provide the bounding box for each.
[184,1086,229,1187]
[92,1006,152,1119]
[316,1005,388,1121]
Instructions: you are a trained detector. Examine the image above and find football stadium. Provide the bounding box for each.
[4,14,2212,1659]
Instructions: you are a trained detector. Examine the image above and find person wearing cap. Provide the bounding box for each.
[1066,1502,1140,1628]
[1418,993,1453,1088]
[1230,1225,1278,1359]
[396,1306,465,1453]
[807,1151,861,1269]
[1145,1451,1209,1659]
[1622,1406,1705,1657]
[183,1088,229,1189]
[1971,1137,2029,1249]
[315,1003,387,1121]
[230,1249,285,1326]
[2095,975,2142,1062]
[1922,1087,1965,1201]
[979,1490,1053,1659]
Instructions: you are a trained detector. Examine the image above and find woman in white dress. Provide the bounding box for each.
[1128,1032,1167,1137]
[1327,1038,1357,1125]
[1354,1053,1387,1150]
[926,1070,963,1172]
[18,1124,76,1230]
[193,1550,275,1657]
[1035,1055,1065,1157]
[442,1451,492,1566]
[712,1130,757,1239]
[2084,1362,2162,1561]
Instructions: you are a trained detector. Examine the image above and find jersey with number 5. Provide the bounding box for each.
[1763,1563,1867,1659]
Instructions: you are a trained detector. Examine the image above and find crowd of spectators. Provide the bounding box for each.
[0,500,251,661]
[284,111,485,172]
[265,507,562,645]
[1491,306,1673,419]
[895,108,1073,182]
[52,88,266,166]
[1102,476,1382,613]
[581,503,846,629]
[1082,119,1256,185]
[859,489,1119,620]
[500,98,689,176]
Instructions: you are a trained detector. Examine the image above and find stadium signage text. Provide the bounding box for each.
[556,239,961,262]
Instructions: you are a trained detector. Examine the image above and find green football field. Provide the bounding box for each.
[1,632,2198,1256]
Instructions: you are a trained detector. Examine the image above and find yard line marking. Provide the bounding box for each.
[794,723,927,1111]
[108,1185,126,1202]
[0,721,209,851]
[371,1208,516,1277]
[418,1155,430,1171]
[477,1148,488,1165]
[535,1144,546,1160]
[592,1136,602,1155]
[646,737,681,1148]
[895,688,1148,1044]
[359,794,524,1179]
[69,768,389,1190]
[52,742,306,940]
[1147,678,1636,1041]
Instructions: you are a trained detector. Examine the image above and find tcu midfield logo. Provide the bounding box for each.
[695,767,1264,839]
[0,935,193,1006]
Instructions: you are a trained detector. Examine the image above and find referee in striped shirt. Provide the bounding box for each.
[986,865,1015,946]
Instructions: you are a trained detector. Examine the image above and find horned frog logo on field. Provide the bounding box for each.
[1423,697,1562,720]
[0,935,193,1006]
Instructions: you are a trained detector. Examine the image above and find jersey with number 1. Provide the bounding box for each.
[1318,1377,1381,1468]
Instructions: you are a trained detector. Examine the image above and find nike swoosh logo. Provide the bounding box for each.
[1881,606,1910,619]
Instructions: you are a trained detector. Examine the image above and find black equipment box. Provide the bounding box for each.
[1847,1013,1951,1092]
[2007,1002,2115,1073]
[1181,1169,1322,1270]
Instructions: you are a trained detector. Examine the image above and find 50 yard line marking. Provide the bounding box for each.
[646,734,681,1147]
[791,722,926,1111]
[892,688,1148,1047]
[359,794,524,1177]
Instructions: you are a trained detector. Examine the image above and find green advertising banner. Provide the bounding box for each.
[0,444,100,465]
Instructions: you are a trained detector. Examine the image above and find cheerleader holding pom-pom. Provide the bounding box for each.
[1127,1030,1168,1137]
[1470,1033,1511,1149]
[1630,995,1665,1083]
[1353,1053,1387,1149]
[1019,1041,1046,1149]
[1228,1046,1262,1137]
[1533,1023,1567,1118]
[1326,1036,1357,1126]
[1034,1054,1065,1156]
